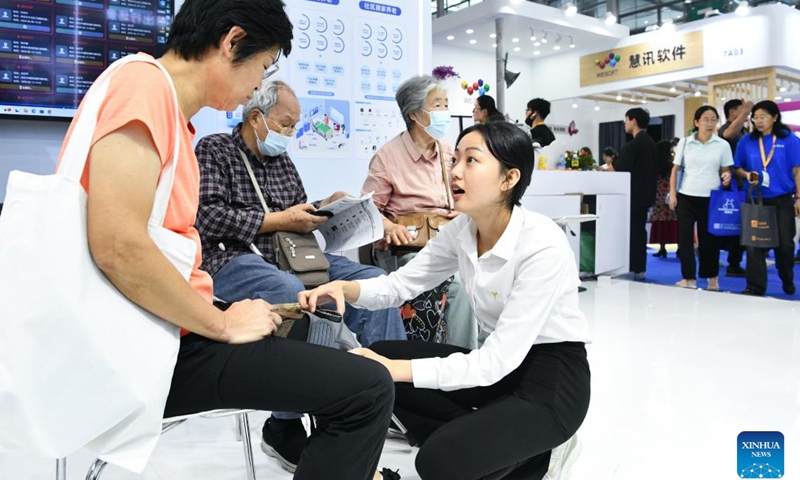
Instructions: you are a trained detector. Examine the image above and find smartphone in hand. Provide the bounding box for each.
[309,210,333,218]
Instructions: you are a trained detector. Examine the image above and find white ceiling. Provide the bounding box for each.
[432,0,630,60]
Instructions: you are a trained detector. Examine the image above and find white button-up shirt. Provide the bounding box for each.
[355,206,590,391]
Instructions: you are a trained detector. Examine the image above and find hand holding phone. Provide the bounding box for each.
[309,210,333,218]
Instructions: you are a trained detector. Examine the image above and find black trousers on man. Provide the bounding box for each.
[630,204,650,274]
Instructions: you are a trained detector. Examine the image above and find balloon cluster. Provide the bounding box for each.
[595,52,620,69]
[460,79,491,96]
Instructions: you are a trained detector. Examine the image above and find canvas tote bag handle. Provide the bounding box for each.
[56,54,181,228]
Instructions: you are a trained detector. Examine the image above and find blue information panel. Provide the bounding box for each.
[0,0,173,118]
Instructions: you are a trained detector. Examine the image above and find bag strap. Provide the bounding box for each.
[436,140,453,211]
[676,135,689,191]
[720,174,739,192]
[238,148,270,213]
[747,182,764,205]
[57,54,181,228]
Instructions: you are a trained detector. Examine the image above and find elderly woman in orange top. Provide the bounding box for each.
[362,75,477,349]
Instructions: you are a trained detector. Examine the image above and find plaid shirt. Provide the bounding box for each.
[195,125,314,276]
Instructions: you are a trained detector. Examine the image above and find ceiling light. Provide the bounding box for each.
[512,37,520,43]
[735,1,749,16]
[529,28,537,41]
[694,90,702,97]
[553,45,561,51]
[605,12,617,25]
[594,102,601,111]
[565,2,578,16]
[490,33,497,38]
[775,95,782,100]
[572,101,579,109]
[446,35,455,40]
[785,97,792,102]
[684,0,691,3]
[630,92,637,102]
[616,92,623,101]
[721,96,727,101]
[569,36,575,48]
[669,83,677,93]
[779,81,787,93]
[492,43,497,48]
[641,97,647,104]
[466,29,474,34]
[542,32,549,44]
[644,20,649,24]
[533,50,541,55]
[470,39,477,44]
[534,41,541,47]
[513,46,521,51]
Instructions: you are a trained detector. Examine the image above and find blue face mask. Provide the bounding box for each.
[416,109,451,140]
[256,115,292,157]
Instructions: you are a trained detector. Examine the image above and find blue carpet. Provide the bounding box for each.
[617,245,800,301]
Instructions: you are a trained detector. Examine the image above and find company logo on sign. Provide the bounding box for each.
[595,52,620,70]
[738,431,784,478]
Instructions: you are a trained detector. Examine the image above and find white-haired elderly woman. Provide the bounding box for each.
[361,75,477,350]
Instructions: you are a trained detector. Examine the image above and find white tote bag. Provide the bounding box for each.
[0,54,194,472]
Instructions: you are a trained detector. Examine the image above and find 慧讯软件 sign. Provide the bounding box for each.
[579,31,703,87]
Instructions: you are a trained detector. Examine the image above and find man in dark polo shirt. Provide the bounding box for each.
[717,98,753,276]
[606,108,658,279]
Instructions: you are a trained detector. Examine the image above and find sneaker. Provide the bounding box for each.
[741,287,765,297]
[783,283,796,295]
[380,468,402,480]
[544,435,581,480]
[726,265,746,277]
[260,416,307,473]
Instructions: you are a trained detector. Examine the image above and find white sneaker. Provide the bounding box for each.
[543,434,581,480]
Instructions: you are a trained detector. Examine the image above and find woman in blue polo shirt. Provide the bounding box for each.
[733,100,800,296]
[669,105,733,291]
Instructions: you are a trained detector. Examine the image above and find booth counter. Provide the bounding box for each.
[521,171,631,276]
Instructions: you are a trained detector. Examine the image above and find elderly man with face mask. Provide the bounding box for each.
[194,80,405,474]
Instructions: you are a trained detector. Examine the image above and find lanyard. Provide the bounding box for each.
[759,135,777,170]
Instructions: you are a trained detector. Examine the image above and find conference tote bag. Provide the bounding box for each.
[708,178,745,236]
[740,184,779,248]
[0,55,193,472]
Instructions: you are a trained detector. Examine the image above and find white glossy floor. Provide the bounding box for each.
[2,279,799,480]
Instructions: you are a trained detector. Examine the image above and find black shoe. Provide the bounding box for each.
[741,287,765,297]
[726,265,746,277]
[261,417,307,473]
[380,468,402,480]
[652,249,667,258]
[784,283,796,295]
